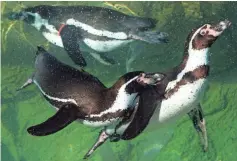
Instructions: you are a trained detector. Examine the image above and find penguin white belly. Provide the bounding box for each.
[83,38,133,52]
[42,32,133,53]
[42,32,64,48]
[150,78,207,126]
[105,97,139,135]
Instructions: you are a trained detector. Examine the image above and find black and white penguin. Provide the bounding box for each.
[122,20,231,148]
[17,46,165,158]
[83,72,166,159]
[8,5,169,67]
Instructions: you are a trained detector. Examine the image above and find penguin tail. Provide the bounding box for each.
[130,30,169,44]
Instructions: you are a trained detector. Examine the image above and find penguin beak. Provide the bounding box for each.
[7,11,28,21]
[213,20,231,32]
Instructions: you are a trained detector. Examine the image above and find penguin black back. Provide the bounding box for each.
[34,47,105,103]
[23,5,157,32]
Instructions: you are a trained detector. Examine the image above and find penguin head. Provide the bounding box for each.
[8,5,51,26]
[8,11,35,24]
[136,73,165,86]
[115,72,165,94]
[186,20,231,50]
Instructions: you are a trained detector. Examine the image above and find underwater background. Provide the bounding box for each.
[1,1,237,161]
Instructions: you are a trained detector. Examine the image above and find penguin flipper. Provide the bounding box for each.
[84,130,109,159]
[60,25,87,67]
[188,104,208,152]
[27,103,78,136]
[89,52,116,66]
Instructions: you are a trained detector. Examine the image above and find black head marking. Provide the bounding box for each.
[176,27,201,73]
[191,30,217,50]
[184,26,200,55]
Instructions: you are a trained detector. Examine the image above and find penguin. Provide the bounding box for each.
[8,5,169,67]
[83,73,166,159]
[128,20,231,151]
[17,46,166,158]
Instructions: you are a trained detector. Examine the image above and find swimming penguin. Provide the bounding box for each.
[132,20,231,151]
[8,5,169,67]
[83,72,166,159]
[17,46,165,158]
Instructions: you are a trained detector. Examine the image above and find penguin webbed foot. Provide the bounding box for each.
[16,73,35,91]
[16,78,33,91]
[188,104,208,152]
[199,119,208,152]
[60,25,87,67]
[83,130,109,159]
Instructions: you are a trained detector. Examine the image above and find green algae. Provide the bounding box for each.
[1,1,237,161]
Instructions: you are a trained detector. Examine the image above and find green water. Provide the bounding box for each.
[1,1,237,161]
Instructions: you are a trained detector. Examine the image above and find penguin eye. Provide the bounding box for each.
[25,14,35,24]
[200,30,206,36]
